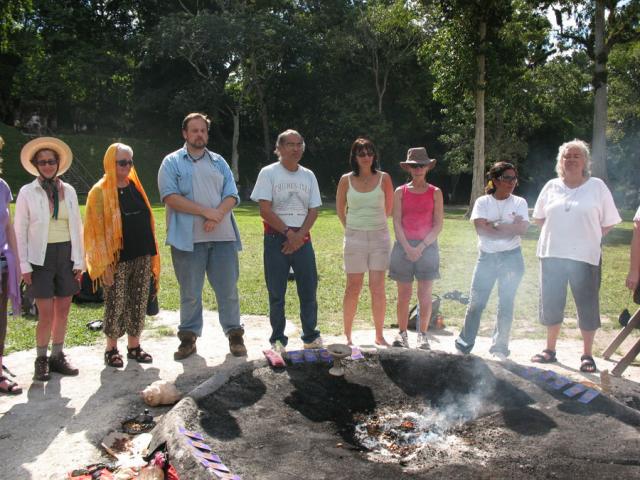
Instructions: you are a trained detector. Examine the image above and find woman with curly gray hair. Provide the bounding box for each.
[531,139,620,373]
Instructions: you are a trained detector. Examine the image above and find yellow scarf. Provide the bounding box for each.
[84,143,160,291]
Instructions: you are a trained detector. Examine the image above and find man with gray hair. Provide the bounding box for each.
[251,129,323,351]
[158,112,246,359]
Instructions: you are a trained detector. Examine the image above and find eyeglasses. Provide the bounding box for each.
[499,174,518,182]
[35,159,57,166]
[116,160,134,167]
[356,151,374,158]
[409,164,427,169]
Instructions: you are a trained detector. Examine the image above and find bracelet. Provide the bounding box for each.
[283,227,290,236]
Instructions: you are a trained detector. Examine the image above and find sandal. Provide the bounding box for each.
[104,348,124,368]
[531,349,557,363]
[580,354,597,373]
[127,345,152,363]
[0,375,22,395]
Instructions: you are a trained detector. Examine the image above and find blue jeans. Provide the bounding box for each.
[264,233,320,346]
[171,241,241,336]
[455,247,524,356]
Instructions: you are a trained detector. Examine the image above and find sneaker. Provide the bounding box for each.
[416,333,430,351]
[303,336,323,349]
[492,351,508,361]
[270,341,287,356]
[392,331,410,348]
[228,328,247,357]
[33,356,50,381]
[48,352,79,376]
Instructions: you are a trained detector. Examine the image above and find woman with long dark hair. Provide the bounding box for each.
[454,162,529,359]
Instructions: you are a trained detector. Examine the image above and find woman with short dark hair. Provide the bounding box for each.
[336,138,394,346]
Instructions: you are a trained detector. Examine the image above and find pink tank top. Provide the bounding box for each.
[401,184,435,240]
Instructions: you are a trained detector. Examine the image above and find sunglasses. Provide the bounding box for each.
[35,159,57,166]
[499,174,518,182]
[356,151,374,158]
[408,163,427,169]
[116,160,134,167]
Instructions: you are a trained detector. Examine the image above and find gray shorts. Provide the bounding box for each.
[29,241,79,299]
[539,257,601,330]
[388,240,440,283]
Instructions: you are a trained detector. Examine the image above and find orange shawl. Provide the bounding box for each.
[84,143,160,291]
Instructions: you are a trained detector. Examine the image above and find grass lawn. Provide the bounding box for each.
[4,204,635,354]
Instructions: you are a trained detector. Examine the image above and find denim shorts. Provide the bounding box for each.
[343,227,390,273]
[388,240,440,283]
[30,241,79,298]
[539,257,601,330]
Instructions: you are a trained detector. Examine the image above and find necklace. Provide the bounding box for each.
[188,151,206,162]
[563,184,582,212]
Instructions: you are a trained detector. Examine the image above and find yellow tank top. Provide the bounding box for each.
[47,200,71,243]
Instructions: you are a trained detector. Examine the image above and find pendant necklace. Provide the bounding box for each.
[563,184,582,212]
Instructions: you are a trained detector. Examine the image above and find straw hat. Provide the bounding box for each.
[20,137,73,176]
[400,147,436,171]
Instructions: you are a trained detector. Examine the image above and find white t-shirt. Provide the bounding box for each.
[470,194,529,253]
[533,177,621,265]
[634,205,640,221]
[250,161,322,227]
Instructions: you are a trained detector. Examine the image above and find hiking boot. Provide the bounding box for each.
[303,336,323,349]
[174,330,197,360]
[48,352,79,376]
[33,356,50,381]
[228,328,247,357]
[392,330,410,348]
[416,333,430,351]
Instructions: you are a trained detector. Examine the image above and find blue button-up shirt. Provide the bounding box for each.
[158,146,242,252]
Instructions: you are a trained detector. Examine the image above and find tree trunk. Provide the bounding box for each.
[469,20,487,215]
[256,82,271,164]
[229,104,240,182]
[591,0,609,183]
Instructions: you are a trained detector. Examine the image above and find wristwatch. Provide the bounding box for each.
[492,221,500,229]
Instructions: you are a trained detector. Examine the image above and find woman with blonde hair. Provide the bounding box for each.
[531,139,620,372]
[84,143,160,367]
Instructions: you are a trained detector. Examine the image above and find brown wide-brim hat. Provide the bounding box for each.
[400,147,436,171]
[20,137,73,176]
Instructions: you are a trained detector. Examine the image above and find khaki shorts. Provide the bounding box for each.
[343,227,391,274]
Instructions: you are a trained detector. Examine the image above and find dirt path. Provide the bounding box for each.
[1,310,639,479]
